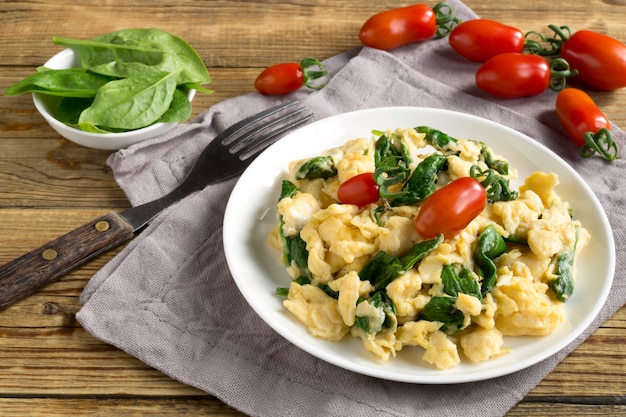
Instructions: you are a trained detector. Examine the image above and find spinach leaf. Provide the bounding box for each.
[155,88,192,124]
[54,28,211,87]
[4,68,113,97]
[275,181,312,280]
[275,287,290,297]
[358,251,404,291]
[359,235,443,290]
[399,234,444,270]
[503,234,528,246]
[354,291,397,334]
[550,250,575,302]
[549,226,580,302]
[419,264,481,335]
[353,316,372,334]
[374,132,411,167]
[53,37,167,78]
[441,264,481,299]
[317,283,339,299]
[78,68,180,130]
[275,275,313,298]
[283,234,312,280]
[414,125,458,152]
[373,133,411,200]
[57,97,93,125]
[394,154,448,205]
[372,291,397,330]
[373,131,449,205]
[478,143,509,175]
[295,156,336,180]
[474,224,507,295]
[418,296,465,335]
[279,180,299,200]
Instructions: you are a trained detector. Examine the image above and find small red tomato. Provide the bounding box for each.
[359,3,459,51]
[337,173,380,206]
[449,19,524,62]
[556,88,609,146]
[555,88,619,161]
[476,53,575,99]
[560,30,626,91]
[255,57,328,96]
[414,177,487,239]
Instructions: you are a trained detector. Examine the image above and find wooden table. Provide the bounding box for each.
[0,1,624,415]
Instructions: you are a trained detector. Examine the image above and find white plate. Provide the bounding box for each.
[223,107,614,384]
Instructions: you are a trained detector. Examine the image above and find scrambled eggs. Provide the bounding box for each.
[268,127,589,370]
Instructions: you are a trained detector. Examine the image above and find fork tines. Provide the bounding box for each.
[222,101,313,159]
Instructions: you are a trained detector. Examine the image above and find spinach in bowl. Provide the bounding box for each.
[6,28,211,133]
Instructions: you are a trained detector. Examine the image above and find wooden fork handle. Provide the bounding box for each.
[0,212,134,311]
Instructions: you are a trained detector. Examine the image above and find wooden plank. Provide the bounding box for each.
[509,403,626,416]
[1,0,625,66]
[0,398,246,416]
[0,397,614,417]
[0,398,620,416]
[0,322,621,398]
[0,398,623,416]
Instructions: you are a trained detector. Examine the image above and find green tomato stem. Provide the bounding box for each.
[580,128,620,161]
[433,2,461,38]
[300,57,329,90]
[523,24,573,56]
[549,57,578,92]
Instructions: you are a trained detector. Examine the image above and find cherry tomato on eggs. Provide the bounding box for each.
[358,2,459,51]
[555,88,620,161]
[414,177,487,240]
[560,30,626,91]
[475,53,575,98]
[449,19,525,62]
[337,173,380,206]
[255,57,328,96]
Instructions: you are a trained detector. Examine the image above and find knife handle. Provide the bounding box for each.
[0,212,135,311]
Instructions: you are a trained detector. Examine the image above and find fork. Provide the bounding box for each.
[0,101,313,311]
[123,100,313,231]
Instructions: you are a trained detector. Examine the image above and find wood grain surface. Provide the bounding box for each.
[0,0,625,416]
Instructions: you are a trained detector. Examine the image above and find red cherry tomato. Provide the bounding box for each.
[475,53,575,98]
[556,88,609,146]
[560,30,626,91]
[337,173,380,206]
[449,19,524,62]
[359,3,459,51]
[555,88,619,161]
[255,57,327,96]
[414,177,487,239]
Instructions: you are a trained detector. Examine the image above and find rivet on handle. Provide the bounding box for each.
[41,248,58,261]
[95,221,110,232]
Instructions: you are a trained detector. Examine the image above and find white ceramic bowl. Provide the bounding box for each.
[32,49,195,150]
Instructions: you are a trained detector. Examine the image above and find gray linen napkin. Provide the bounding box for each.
[77,1,626,416]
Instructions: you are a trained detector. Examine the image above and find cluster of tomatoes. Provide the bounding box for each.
[448,19,623,161]
[450,21,626,95]
[254,2,623,161]
[254,3,459,96]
